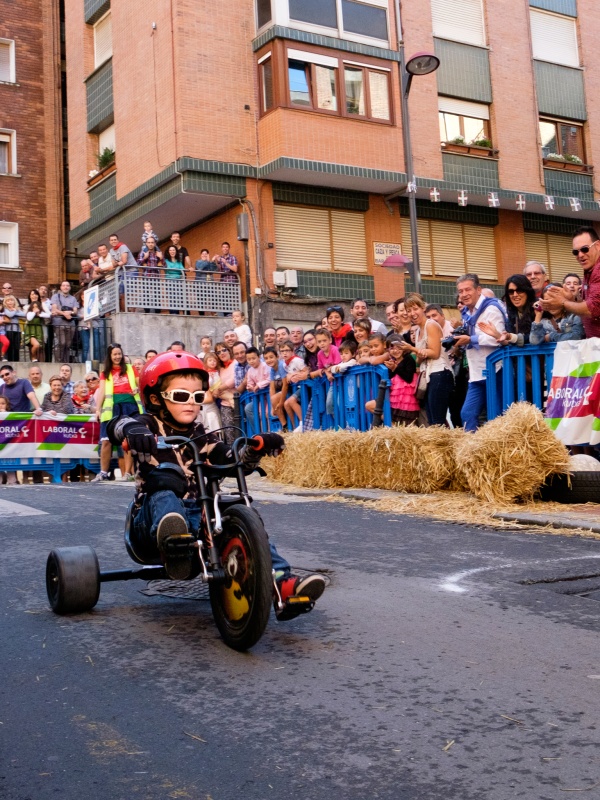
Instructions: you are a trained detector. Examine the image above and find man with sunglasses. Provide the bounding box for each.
[542,226,600,338]
[106,351,326,617]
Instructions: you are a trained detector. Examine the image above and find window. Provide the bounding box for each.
[401,217,497,280]
[258,0,389,45]
[284,50,390,121]
[274,204,367,273]
[431,0,486,47]
[439,97,490,145]
[0,223,19,269]
[256,0,272,29]
[0,39,16,83]
[259,54,274,112]
[93,11,112,69]
[524,232,573,283]
[98,123,115,155]
[539,119,585,162]
[530,10,578,68]
[0,130,16,174]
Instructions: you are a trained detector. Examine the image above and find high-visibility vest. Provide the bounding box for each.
[100,364,143,422]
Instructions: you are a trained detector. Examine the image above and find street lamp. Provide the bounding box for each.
[398,47,440,297]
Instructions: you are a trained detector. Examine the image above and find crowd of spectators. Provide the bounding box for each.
[1,225,599,484]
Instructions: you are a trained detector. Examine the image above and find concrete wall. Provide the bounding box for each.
[112,313,235,356]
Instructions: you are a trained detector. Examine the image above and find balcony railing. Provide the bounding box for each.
[92,268,241,315]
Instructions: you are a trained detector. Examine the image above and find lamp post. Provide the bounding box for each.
[397,39,439,296]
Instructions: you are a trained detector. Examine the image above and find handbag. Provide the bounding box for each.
[415,370,428,401]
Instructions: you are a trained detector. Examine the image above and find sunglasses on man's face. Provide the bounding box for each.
[572,244,595,256]
[161,389,205,405]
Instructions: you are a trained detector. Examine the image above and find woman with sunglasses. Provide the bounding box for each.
[325,305,353,348]
[211,342,236,444]
[92,343,143,482]
[478,274,535,346]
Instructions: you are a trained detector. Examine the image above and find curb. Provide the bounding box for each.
[493,511,600,534]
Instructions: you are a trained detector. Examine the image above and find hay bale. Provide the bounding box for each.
[455,402,570,503]
[264,425,465,494]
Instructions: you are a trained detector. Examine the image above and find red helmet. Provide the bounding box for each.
[139,351,208,406]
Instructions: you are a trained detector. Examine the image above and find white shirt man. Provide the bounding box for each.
[28,366,50,405]
[454,274,506,432]
[350,298,387,334]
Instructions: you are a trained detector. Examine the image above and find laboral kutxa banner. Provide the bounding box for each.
[0,413,99,459]
[545,339,600,446]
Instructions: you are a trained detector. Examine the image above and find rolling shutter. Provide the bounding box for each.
[274,205,332,270]
[464,224,497,280]
[331,210,367,272]
[530,10,578,68]
[524,231,573,283]
[438,96,489,120]
[94,12,113,68]
[430,221,466,277]
[400,217,433,276]
[430,0,485,46]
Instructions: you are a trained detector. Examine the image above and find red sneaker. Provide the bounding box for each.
[275,573,326,621]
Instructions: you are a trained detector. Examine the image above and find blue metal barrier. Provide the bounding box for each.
[0,458,101,483]
[239,364,391,433]
[485,342,556,420]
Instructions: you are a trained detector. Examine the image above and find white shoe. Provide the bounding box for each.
[293,422,303,433]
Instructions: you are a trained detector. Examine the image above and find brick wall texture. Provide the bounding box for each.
[0,0,65,296]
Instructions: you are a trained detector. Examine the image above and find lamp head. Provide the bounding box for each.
[405,52,440,76]
[382,254,411,268]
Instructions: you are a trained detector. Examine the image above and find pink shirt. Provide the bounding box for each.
[246,361,271,392]
[317,345,341,370]
[582,258,600,338]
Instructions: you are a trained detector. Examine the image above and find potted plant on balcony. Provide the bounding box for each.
[87,147,116,187]
[542,152,593,174]
[441,136,498,157]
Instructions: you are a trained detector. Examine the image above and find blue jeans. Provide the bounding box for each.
[132,490,290,573]
[461,379,487,432]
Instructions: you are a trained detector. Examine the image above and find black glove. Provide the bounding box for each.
[144,463,188,498]
[123,422,157,463]
[243,433,285,462]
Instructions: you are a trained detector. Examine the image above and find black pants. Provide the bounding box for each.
[53,325,74,363]
[5,330,20,362]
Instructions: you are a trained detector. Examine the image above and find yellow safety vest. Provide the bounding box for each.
[100,364,143,422]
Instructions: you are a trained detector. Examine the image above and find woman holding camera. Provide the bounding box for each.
[530,284,584,344]
[478,274,535,346]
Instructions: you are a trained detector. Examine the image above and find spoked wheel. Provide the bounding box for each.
[46,546,101,614]
[209,505,272,651]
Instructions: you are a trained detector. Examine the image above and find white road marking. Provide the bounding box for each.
[441,554,600,593]
[0,498,48,517]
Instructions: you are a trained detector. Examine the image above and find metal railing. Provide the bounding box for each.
[91,268,241,315]
[238,364,391,434]
[485,342,557,420]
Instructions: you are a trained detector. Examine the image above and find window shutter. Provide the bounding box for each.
[438,96,489,120]
[464,224,497,280]
[530,10,578,68]
[430,221,466,277]
[430,0,485,46]
[274,205,332,270]
[0,42,12,82]
[0,243,8,265]
[400,217,433,276]
[331,210,367,272]
[94,13,112,68]
[524,231,572,283]
[99,124,115,154]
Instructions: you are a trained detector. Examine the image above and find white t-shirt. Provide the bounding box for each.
[234,324,252,347]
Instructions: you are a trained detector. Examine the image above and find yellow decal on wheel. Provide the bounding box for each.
[223,579,249,620]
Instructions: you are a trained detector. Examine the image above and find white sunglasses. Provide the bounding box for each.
[161,389,205,405]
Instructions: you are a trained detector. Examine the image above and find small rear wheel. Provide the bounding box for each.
[46,546,101,614]
[209,505,272,651]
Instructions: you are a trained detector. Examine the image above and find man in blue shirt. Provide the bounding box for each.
[0,365,43,414]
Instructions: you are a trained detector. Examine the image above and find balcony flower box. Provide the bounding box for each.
[87,160,116,188]
[542,156,593,174]
[441,140,499,158]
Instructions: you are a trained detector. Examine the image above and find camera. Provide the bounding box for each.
[441,324,467,350]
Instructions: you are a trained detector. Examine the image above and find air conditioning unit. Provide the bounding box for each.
[273,272,286,287]
[283,269,298,288]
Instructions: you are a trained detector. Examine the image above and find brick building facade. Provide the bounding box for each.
[64,0,600,330]
[0,0,65,297]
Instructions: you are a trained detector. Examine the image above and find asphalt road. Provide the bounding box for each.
[1,484,599,800]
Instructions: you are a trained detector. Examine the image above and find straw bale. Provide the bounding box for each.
[454,402,570,503]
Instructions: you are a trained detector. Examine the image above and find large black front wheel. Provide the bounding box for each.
[209,505,272,651]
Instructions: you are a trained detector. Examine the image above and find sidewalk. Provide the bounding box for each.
[243,475,600,536]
